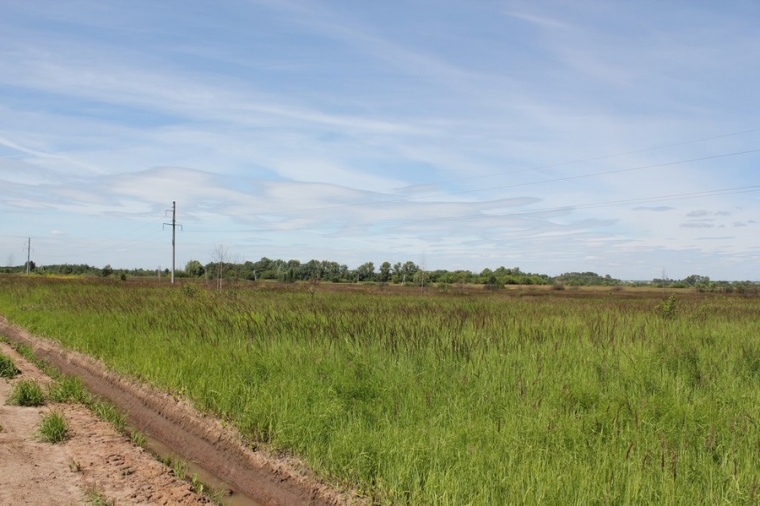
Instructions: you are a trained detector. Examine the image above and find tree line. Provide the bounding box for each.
[182,257,554,286]
[2,259,757,291]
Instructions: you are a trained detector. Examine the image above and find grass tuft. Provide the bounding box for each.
[85,487,115,506]
[130,429,147,448]
[48,375,88,403]
[0,352,20,378]
[8,379,45,406]
[38,411,69,443]
[89,399,126,433]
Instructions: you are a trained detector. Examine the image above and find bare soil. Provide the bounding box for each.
[0,317,360,506]
[0,341,210,505]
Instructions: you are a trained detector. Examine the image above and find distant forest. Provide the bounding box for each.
[2,258,757,292]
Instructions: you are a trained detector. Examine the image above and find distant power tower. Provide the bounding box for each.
[163,201,183,284]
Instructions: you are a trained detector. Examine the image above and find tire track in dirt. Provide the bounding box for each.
[0,341,210,506]
[0,316,358,506]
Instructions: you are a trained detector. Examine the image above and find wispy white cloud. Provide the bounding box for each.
[1,1,759,278]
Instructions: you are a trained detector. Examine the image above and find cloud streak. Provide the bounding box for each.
[1,1,759,279]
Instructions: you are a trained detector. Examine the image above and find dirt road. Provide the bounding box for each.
[0,340,210,505]
[0,317,357,506]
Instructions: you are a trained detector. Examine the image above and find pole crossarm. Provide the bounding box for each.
[163,201,183,284]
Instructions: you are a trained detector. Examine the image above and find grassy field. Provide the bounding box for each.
[0,276,759,504]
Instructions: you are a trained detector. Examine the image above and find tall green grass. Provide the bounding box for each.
[0,276,759,504]
[0,352,20,378]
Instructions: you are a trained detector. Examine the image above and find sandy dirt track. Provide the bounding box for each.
[0,340,210,505]
[0,317,359,506]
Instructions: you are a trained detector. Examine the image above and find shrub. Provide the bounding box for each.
[658,295,678,319]
[8,379,45,406]
[182,284,201,298]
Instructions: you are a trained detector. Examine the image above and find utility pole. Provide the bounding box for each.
[26,237,31,274]
[163,201,182,284]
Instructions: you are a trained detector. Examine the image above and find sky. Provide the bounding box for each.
[1,0,759,281]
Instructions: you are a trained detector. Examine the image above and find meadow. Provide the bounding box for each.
[0,275,758,504]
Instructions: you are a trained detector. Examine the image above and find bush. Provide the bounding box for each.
[182,284,201,297]
[8,380,45,406]
[658,295,678,319]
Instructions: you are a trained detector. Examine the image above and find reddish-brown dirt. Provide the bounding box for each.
[0,340,210,505]
[0,317,361,506]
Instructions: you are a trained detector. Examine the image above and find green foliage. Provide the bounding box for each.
[38,411,69,443]
[86,488,115,506]
[48,375,88,403]
[8,379,45,406]
[1,277,759,504]
[0,352,20,378]
[130,429,147,448]
[90,399,126,433]
[181,283,202,298]
[165,456,189,479]
[554,271,620,286]
[658,295,678,319]
[185,260,205,278]
[191,474,205,495]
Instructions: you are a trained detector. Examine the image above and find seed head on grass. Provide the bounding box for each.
[38,411,69,443]
[0,353,20,379]
[8,379,45,406]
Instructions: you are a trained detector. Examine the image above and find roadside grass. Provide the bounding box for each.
[163,455,189,480]
[0,352,20,378]
[38,411,69,443]
[1,323,223,503]
[1,276,759,504]
[48,375,88,403]
[85,487,115,506]
[8,379,45,406]
[129,429,147,448]
[88,398,126,433]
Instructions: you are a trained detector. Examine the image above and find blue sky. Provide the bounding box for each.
[1,0,759,280]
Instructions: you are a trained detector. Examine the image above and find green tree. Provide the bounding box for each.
[401,261,418,283]
[356,262,375,281]
[185,260,205,277]
[379,261,392,282]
